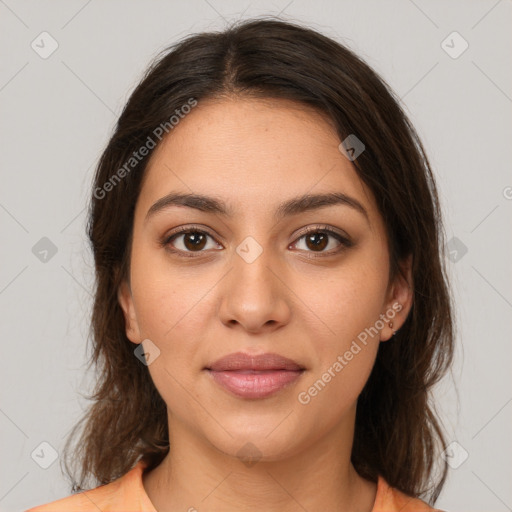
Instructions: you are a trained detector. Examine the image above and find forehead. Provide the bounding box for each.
[136,97,379,226]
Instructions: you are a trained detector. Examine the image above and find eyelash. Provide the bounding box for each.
[160,224,353,259]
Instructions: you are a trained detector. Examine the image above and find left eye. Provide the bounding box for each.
[292,228,348,253]
[164,229,221,254]
[163,226,351,257]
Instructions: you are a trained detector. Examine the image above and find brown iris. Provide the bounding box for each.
[304,232,329,252]
[182,231,208,251]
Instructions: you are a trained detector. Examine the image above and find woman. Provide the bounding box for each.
[27,17,454,512]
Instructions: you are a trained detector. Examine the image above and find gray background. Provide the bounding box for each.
[1,1,511,511]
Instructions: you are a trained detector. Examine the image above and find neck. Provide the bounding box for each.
[142,407,377,512]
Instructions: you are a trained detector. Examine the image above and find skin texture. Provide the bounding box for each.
[118,97,414,512]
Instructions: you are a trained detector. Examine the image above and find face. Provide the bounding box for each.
[118,97,413,462]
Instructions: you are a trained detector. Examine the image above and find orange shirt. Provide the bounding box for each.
[26,459,442,511]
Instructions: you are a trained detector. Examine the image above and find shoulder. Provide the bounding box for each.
[25,460,157,512]
[373,475,446,512]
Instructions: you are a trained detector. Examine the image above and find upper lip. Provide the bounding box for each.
[206,352,305,372]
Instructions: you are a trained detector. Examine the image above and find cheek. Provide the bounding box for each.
[296,339,379,431]
[132,277,212,358]
[293,256,388,407]
[130,236,210,338]
[129,268,214,421]
[298,257,389,347]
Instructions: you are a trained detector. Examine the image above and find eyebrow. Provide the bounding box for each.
[145,191,370,225]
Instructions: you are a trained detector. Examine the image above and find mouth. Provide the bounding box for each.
[204,352,306,400]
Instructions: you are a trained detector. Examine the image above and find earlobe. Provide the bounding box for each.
[381,254,414,342]
[117,280,142,344]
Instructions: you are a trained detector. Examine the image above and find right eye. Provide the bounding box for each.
[162,226,223,257]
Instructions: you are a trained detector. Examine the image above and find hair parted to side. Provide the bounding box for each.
[61,16,456,505]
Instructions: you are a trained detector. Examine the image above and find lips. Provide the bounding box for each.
[206,352,305,372]
[205,352,305,399]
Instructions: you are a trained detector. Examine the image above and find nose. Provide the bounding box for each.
[217,242,291,334]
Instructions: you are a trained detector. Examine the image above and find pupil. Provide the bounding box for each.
[307,233,327,251]
[185,232,206,250]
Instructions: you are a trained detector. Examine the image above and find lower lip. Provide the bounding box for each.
[206,369,304,399]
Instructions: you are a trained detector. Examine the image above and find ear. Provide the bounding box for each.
[118,279,143,344]
[380,254,414,342]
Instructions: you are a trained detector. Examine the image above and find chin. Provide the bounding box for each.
[200,412,310,463]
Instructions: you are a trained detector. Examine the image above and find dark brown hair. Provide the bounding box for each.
[62,16,456,505]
